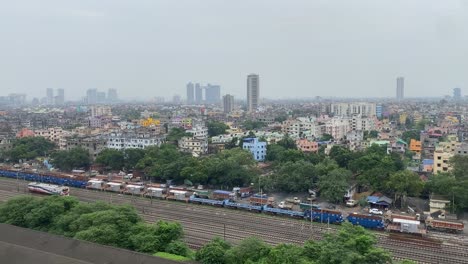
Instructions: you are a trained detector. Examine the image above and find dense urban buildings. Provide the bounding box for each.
[247,74,259,112]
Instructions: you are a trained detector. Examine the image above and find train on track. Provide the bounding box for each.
[0,168,464,234]
[27,182,69,196]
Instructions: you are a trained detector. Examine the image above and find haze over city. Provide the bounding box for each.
[1,0,467,100]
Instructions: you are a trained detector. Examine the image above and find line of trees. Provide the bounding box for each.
[195,223,414,264]
[0,196,190,257]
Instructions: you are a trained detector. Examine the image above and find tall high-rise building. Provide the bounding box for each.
[186,83,195,104]
[396,77,404,100]
[205,84,221,104]
[247,74,259,112]
[86,89,98,104]
[97,92,106,103]
[55,88,65,105]
[453,88,462,100]
[195,83,203,104]
[223,94,234,114]
[108,88,118,102]
[46,88,54,105]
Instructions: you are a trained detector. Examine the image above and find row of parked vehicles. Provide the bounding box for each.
[0,168,464,234]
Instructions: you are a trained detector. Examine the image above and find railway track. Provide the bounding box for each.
[1,178,467,263]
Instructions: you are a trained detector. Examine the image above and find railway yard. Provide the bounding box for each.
[0,177,467,264]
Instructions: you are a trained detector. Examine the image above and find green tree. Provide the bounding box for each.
[196,237,231,264]
[303,223,392,264]
[7,137,56,162]
[50,147,91,171]
[266,244,308,264]
[166,127,191,143]
[386,171,424,208]
[319,133,333,141]
[266,144,286,162]
[401,130,420,145]
[165,240,191,257]
[243,120,266,130]
[267,161,317,193]
[95,149,125,170]
[207,121,229,137]
[450,155,468,180]
[225,237,271,264]
[328,146,353,168]
[277,134,297,150]
[123,148,146,170]
[0,196,41,227]
[318,168,351,203]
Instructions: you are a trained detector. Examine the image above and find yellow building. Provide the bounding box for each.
[433,148,453,174]
[399,113,407,125]
[140,118,161,127]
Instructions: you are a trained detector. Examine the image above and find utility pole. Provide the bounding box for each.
[223,223,226,241]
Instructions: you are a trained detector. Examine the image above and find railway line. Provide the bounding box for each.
[0,178,467,263]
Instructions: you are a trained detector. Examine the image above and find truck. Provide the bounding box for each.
[346,199,357,207]
[426,217,464,233]
[249,196,274,206]
[213,190,235,200]
[278,201,293,210]
[285,197,301,204]
[384,211,420,223]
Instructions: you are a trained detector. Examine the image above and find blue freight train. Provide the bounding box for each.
[347,213,385,229]
[0,168,400,233]
[0,169,87,188]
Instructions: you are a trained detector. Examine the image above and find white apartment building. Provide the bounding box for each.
[107,131,165,150]
[325,117,350,140]
[90,106,112,118]
[282,117,322,139]
[330,102,376,117]
[178,137,208,157]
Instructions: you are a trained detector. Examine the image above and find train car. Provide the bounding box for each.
[386,218,426,236]
[224,200,262,212]
[189,195,226,206]
[28,182,69,196]
[304,209,344,224]
[145,187,166,199]
[384,211,420,223]
[299,202,320,211]
[167,190,189,202]
[105,182,125,193]
[124,184,145,195]
[347,213,384,229]
[262,205,304,218]
[212,190,235,200]
[86,179,105,190]
[426,217,464,233]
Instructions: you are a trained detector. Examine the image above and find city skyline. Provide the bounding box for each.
[1,1,467,99]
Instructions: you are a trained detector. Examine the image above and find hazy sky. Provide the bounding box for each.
[1,0,467,100]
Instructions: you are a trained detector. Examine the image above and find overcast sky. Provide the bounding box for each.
[1,0,467,101]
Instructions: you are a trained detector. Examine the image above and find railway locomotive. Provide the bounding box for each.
[0,168,464,234]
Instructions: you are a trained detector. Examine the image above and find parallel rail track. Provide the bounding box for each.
[0,178,467,264]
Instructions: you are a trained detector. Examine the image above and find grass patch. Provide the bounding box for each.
[153,252,191,262]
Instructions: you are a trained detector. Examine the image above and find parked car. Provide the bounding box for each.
[369,208,383,215]
[346,199,357,207]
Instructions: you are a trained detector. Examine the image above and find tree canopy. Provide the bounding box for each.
[6,137,56,162]
[50,147,91,171]
[207,121,229,137]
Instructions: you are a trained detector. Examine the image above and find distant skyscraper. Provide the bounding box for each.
[205,84,221,104]
[173,95,181,104]
[55,88,64,105]
[247,74,259,112]
[453,88,461,100]
[86,88,98,104]
[108,88,118,102]
[195,83,203,104]
[97,92,106,103]
[46,88,54,105]
[396,77,404,100]
[223,94,234,114]
[186,83,195,104]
